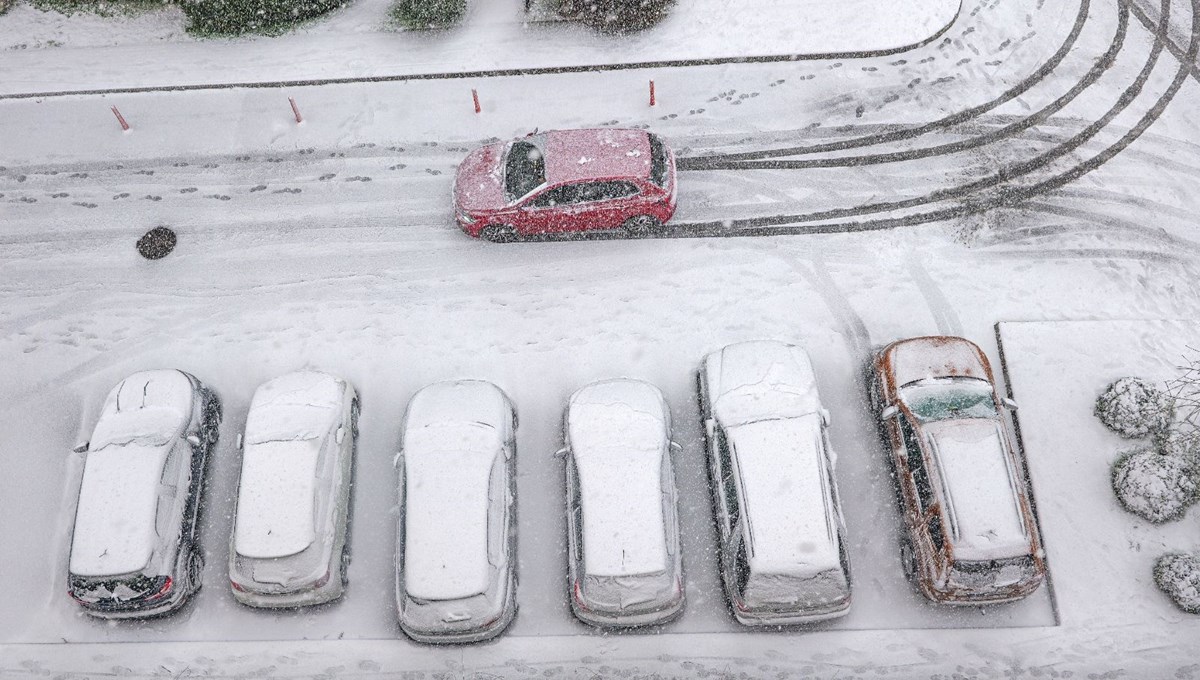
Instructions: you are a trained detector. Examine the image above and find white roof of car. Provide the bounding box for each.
[924,419,1029,561]
[567,379,670,577]
[705,341,822,427]
[727,415,841,578]
[70,443,171,577]
[403,380,512,433]
[403,422,502,601]
[234,372,345,560]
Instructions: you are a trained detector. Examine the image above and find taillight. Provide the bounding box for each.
[230,580,247,593]
[68,589,85,604]
[145,576,173,601]
[314,571,331,589]
[572,580,590,612]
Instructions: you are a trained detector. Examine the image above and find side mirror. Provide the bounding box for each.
[820,408,831,427]
[669,441,683,452]
[186,434,202,448]
[704,419,715,438]
[393,451,404,467]
[553,446,568,459]
[1003,397,1019,411]
[72,441,89,454]
[236,433,243,450]
[336,426,346,445]
[881,405,899,420]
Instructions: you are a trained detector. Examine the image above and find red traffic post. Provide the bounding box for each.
[649,80,656,107]
[472,88,481,114]
[111,106,130,131]
[289,97,303,124]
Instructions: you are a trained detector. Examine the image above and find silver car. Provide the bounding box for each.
[67,369,222,618]
[396,380,518,644]
[563,379,684,627]
[699,341,852,625]
[228,371,359,608]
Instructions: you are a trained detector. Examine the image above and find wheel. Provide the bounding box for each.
[621,214,662,237]
[186,548,205,594]
[203,391,222,444]
[340,544,351,587]
[480,224,518,243]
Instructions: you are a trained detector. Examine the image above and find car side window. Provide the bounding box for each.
[734,535,750,597]
[487,456,506,567]
[576,180,639,203]
[927,514,946,553]
[529,183,580,208]
[661,451,677,557]
[569,460,584,564]
[900,415,936,513]
[716,427,740,526]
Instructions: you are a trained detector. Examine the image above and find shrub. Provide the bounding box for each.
[180,0,348,36]
[0,0,12,15]
[551,0,674,32]
[391,0,465,29]
[1154,553,1200,614]
[1095,377,1174,440]
[1111,447,1198,523]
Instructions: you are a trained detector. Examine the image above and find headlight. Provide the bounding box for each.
[457,210,476,224]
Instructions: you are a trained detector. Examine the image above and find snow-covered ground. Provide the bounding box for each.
[2,0,1200,674]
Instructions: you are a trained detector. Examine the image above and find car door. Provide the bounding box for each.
[565,180,642,230]
[518,183,581,234]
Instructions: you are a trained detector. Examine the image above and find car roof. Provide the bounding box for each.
[705,340,823,427]
[234,439,323,560]
[243,371,344,445]
[884,336,990,388]
[404,380,512,433]
[541,128,653,186]
[923,419,1030,561]
[567,379,670,577]
[726,415,841,578]
[70,442,172,577]
[403,421,503,601]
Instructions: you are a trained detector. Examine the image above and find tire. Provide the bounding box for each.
[480,224,518,244]
[340,544,351,587]
[350,399,360,438]
[899,538,917,581]
[203,391,222,444]
[187,549,205,594]
[622,214,662,237]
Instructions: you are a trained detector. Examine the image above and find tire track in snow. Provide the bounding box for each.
[790,256,872,358]
[906,259,965,336]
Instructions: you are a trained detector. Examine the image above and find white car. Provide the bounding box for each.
[68,369,221,618]
[396,380,518,644]
[228,371,359,608]
[563,379,684,627]
[698,341,853,625]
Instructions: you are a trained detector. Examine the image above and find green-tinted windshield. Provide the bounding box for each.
[901,380,997,423]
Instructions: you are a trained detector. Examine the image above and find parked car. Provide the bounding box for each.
[395,380,518,643]
[562,379,684,627]
[869,335,1046,604]
[454,128,677,242]
[228,371,360,608]
[698,341,852,625]
[67,369,221,618]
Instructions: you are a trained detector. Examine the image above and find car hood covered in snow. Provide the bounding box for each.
[706,340,823,427]
[454,143,508,212]
[886,336,990,388]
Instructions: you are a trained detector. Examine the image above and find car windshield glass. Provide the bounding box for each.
[504,140,545,201]
[901,380,997,422]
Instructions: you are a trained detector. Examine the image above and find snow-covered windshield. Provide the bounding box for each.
[901,380,997,423]
[89,406,181,450]
[504,139,545,201]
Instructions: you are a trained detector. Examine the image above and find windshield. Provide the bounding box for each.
[504,139,546,201]
[901,380,997,423]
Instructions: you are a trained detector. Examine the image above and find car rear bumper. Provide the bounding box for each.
[731,597,851,627]
[572,592,685,628]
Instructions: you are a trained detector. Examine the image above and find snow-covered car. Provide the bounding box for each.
[67,369,222,618]
[395,380,518,644]
[562,379,685,627]
[870,335,1046,604]
[228,371,360,608]
[698,341,853,625]
[453,128,677,242]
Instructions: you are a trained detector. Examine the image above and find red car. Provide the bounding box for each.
[454,128,677,242]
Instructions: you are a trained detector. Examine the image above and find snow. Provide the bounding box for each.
[402,422,501,601]
[89,369,192,448]
[726,415,840,578]
[706,341,824,426]
[885,336,990,387]
[567,379,670,577]
[233,439,321,559]
[242,370,341,444]
[68,443,169,577]
[0,0,960,95]
[924,419,1029,561]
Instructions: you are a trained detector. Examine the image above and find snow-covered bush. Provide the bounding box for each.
[1153,552,1200,614]
[1095,377,1174,440]
[1110,447,1198,523]
[551,0,674,32]
[0,0,12,15]
[391,0,465,29]
[180,0,348,35]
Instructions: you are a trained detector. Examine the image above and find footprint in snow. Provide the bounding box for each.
[69,172,88,178]
[51,192,69,198]
[319,174,336,181]
[112,193,130,200]
[388,164,406,170]
[180,187,198,193]
[143,195,162,201]
[386,146,405,152]
[134,169,155,176]
[249,185,267,192]
[202,163,218,169]
[206,194,231,201]
[424,169,441,176]
[272,188,302,194]
[297,148,315,155]
[73,202,97,208]
[15,196,37,203]
[345,176,371,182]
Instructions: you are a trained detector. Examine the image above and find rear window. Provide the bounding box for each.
[504,140,546,201]
[648,134,668,187]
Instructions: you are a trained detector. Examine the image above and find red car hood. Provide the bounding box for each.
[455,143,507,213]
